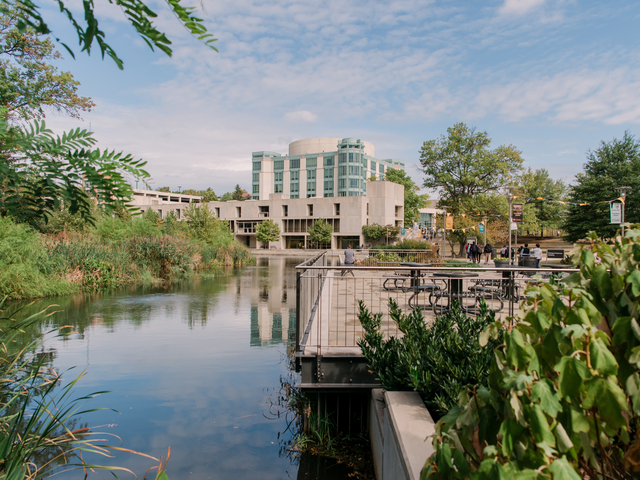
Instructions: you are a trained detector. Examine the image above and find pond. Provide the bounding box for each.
[7,256,354,479]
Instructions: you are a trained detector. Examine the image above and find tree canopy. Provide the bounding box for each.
[383,168,428,225]
[256,219,280,246]
[420,122,524,211]
[563,131,640,242]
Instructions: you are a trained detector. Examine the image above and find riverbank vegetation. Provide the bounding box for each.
[0,205,254,300]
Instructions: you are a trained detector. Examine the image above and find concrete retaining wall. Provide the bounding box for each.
[369,389,436,480]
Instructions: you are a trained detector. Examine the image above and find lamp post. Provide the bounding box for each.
[178,186,182,193]
[507,187,514,265]
[442,206,447,260]
[483,216,488,246]
[618,186,632,237]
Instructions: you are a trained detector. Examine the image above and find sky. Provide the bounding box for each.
[37,0,640,196]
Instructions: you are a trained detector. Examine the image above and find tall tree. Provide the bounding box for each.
[307,218,333,245]
[384,168,428,225]
[231,184,247,201]
[563,132,640,242]
[516,168,567,235]
[420,122,524,211]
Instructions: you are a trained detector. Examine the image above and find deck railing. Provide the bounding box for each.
[296,252,577,353]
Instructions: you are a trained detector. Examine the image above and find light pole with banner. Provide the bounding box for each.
[442,206,447,259]
[617,186,632,237]
[483,216,488,246]
[507,187,514,265]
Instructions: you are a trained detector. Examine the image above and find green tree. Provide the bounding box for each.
[219,192,233,202]
[180,188,198,195]
[420,123,524,209]
[198,187,217,202]
[256,219,280,248]
[563,132,640,242]
[156,186,171,192]
[517,168,567,236]
[384,168,428,225]
[307,218,333,245]
[231,184,247,201]
[0,11,94,121]
[362,223,400,242]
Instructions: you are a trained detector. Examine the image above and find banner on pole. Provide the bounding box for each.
[479,224,485,234]
[611,202,622,224]
[512,204,524,223]
[446,216,454,229]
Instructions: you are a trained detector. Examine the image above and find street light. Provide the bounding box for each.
[442,206,447,260]
[483,216,488,247]
[178,186,182,193]
[618,186,632,237]
[507,187,515,265]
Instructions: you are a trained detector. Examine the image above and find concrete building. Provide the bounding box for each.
[209,180,405,249]
[131,189,201,219]
[251,137,405,200]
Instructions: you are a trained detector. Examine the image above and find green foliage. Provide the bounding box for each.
[256,219,281,245]
[362,223,400,241]
[423,229,640,480]
[232,184,248,201]
[198,187,218,202]
[371,239,433,250]
[384,168,428,225]
[183,203,233,244]
[307,218,333,244]
[563,131,640,242]
[517,168,567,235]
[126,235,194,278]
[420,123,523,207]
[358,299,501,419]
[6,0,217,70]
[0,118,149,225]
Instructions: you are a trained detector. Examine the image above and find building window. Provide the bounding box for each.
[215,207,220,217]
[275,171,283,181]
[348,152,354,162]
[307,170,316,180]
[290,159,300,169]
[274,160,284,170]
[291,171,299,181]
[371,161,376,173]
[379,164,384,173]
[348,165,360,175]
[324,169,333,179]
[252,173,259,182]
[307,181,316,191]
[306,158,317,168]
[324,156,334,167]
[324,180,334,190]
[253,161,261,171]
[338,166,347,176]
[338,153,347,164]
[395,206,401,217]
[350,178,359,188]
[274,184,283,193]
[338,191,346,197]
[367,203,369,215]
[282,205,288,217]
[252,185,259,194]
[334,203,340,215]
[236,207,242,218]
[308,204,313,216]
[290,182,299,193]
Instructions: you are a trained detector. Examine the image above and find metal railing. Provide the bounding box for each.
[296,253,577,353]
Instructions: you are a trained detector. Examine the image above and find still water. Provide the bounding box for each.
[10,256,347,479]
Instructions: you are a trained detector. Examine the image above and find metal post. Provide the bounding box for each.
[443,206,447,260]
[507,187,514,266]
[483,216,488,246]
[618,186,632,237]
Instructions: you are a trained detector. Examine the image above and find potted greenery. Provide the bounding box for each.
[493,257,510,268]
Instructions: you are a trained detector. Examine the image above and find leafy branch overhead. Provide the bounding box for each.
[3,0,218,69]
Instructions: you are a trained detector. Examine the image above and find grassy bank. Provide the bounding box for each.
[0,206,254,300]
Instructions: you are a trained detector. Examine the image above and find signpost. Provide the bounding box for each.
[512,204,523,223]
[611,202,622,224]
[478,224,485,234]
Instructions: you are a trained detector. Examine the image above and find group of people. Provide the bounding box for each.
[498,243,544,268]
[465,241,493,264]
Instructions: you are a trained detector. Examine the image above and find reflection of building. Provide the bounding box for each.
[251,138,404,199]
[246,258,298,347]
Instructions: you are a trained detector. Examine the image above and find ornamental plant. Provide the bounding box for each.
[423,229,640,480]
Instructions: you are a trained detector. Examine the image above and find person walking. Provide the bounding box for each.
[471,242,481,264]
[483,242,493,264]
[466,242,472,261]
[533,243,543,268]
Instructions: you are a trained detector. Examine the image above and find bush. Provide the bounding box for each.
[423,230,640,479]
[357,299,502,419]
[126,235,195,278]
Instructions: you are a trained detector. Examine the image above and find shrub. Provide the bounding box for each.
[357,299,501,419]
[126,235,194,278]
[423,230,640,479]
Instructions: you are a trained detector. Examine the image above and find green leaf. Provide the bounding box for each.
[499,418,524,457]
[554,356,590,399]
[569,407,590,433]
[531,379,562,418]
[591,264,613,299]
[627,269,640,297]
[525,404,555,447]
[583,378,628,429]
[589,338,618,376]
[547,457,581,480]
[554,423,574,453]
[506,329,532,370]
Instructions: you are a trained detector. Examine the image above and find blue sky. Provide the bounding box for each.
[41,0,640,196]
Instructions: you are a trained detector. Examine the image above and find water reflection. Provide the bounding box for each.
[5,257,323,480]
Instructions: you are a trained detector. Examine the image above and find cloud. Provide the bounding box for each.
[284,110,318,122]
[499,0,547,16]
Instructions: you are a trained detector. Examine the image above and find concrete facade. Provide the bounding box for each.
[209,180,405,250]
[130,188,201,220]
